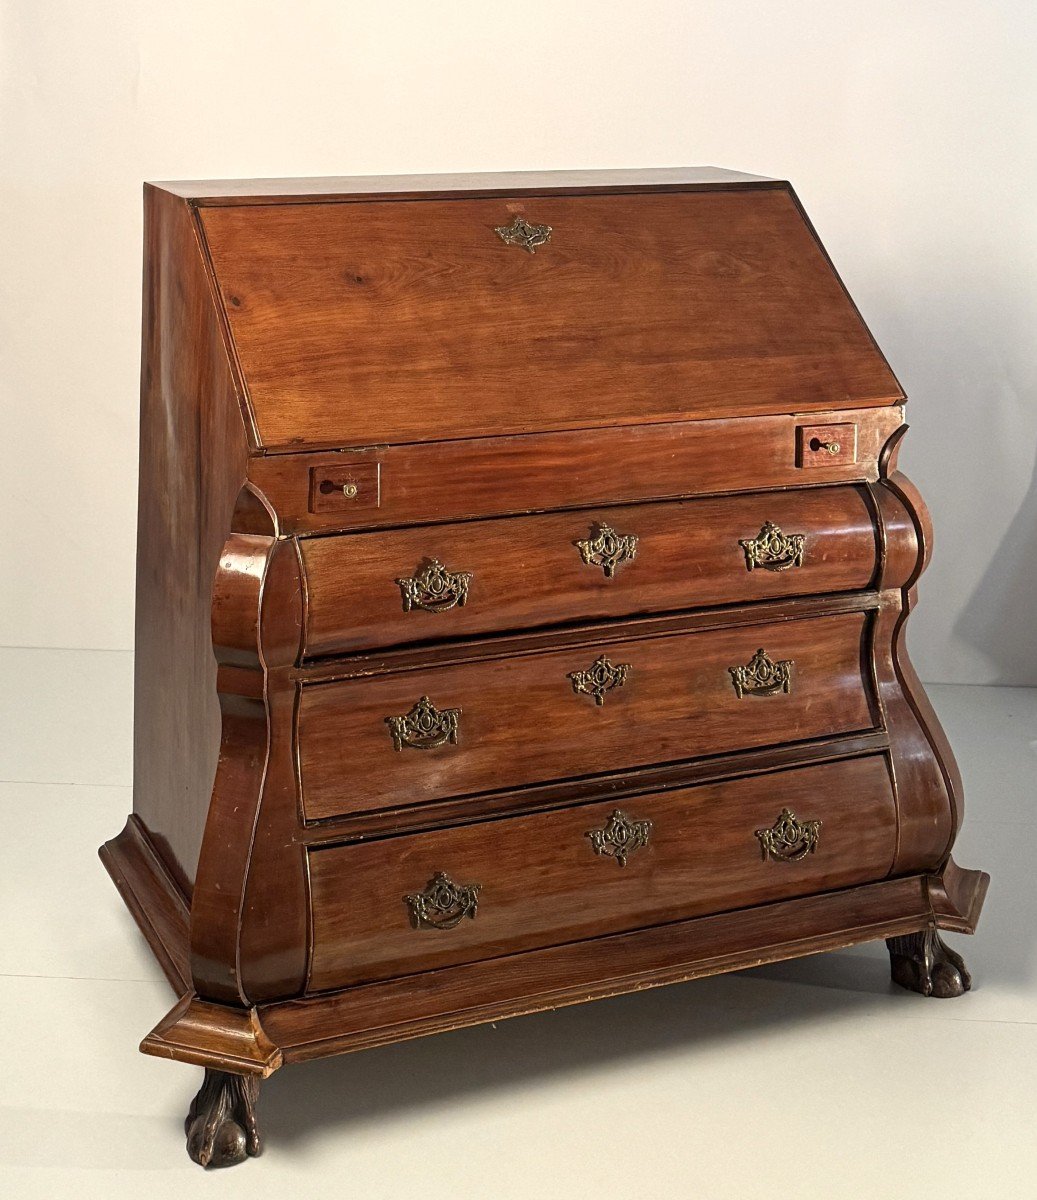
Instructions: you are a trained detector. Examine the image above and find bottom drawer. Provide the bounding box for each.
[307,755,897,991]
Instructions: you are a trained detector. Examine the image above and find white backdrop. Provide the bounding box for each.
[2,1,1035,683]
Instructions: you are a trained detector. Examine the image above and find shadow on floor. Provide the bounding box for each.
[262,948,898,1149]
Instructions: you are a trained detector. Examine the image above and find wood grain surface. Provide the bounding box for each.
[100,172,983,1160]
[248,407,904,533]
[298,609,876,821]
[307,755,897,990]
[131,186,249,895]
[299,485,878,657]
[201,187,902,449]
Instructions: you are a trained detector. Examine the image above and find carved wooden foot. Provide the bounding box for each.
[185,1069,262,1168]
[886,928,972,998]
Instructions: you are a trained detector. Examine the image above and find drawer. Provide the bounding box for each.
[200,188,902,450]
[307,755,897,990]
[250,408,904,535]
[298,610,877,822]
[299,486,878,657]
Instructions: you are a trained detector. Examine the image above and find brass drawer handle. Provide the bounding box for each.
[494,214,552,254]
[405,872,481,930]
[568,654,630,706]
[386,696,461,751]
[740,522,805,572]
[396,559,473,613]
[812,438,841,455]
[755,808,821,862]
[586,809,652,867]
[575,523,639,578]
[729,648,793,698]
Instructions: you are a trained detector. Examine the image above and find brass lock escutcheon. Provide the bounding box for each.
[386,696,461,751]
[568,654,631,706]
[755,808,821,862]
[396,559,473,613]
[585,809,652,867]
[739,522,805,573]
[575,522,639,578]
[405,872,481,930]
[494,214,552,254]
[729,648,794,698]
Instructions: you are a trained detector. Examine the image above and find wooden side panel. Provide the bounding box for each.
[307,755,897,990]
[299,486,879,657]
[201,187,902,450]
[298,611,877,821]
[132,186,249,895]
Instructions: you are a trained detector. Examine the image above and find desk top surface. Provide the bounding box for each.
[150,166,777,205]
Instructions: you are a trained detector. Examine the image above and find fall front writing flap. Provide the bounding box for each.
[197,182,903,451]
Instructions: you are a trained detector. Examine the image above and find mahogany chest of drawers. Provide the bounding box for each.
[101,166,989,1167]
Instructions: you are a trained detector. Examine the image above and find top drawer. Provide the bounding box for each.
[298,486,878,657]
[199,187,902,450]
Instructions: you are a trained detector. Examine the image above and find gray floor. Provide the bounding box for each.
[1,648,1033,1198]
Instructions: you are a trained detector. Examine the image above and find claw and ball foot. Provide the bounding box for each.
[185,1069,262,1168]
[886,928,972,998]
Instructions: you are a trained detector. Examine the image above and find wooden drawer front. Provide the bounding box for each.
[201,188,901,451]
[250,408,904,535]
[299,487,878,657]
[307,755,897,990]
[298,611,876,822]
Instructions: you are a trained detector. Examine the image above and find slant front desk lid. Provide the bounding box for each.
[161,169,904,451]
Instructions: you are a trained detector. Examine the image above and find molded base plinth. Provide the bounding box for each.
[101,816,990,1165]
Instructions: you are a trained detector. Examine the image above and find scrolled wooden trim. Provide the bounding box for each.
[192,529,309,1005]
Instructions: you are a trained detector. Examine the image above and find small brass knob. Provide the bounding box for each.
[342,482,359,499]
[810,438,840,455]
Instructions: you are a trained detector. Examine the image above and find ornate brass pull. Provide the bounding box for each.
[585,810,652,867]
[494,214,552,254]
[396,559,473,613]
[386,696,461,751]
[405,872,481,930]
[740,522,805,572]
[729,648,793,698]
[575,523,639,578]
[755,808,821,862]
[568,654,630,706]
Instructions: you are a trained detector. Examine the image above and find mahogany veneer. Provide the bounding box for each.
[101,166,988,1168]
[299,486,879,655]
[297,610,877,820]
